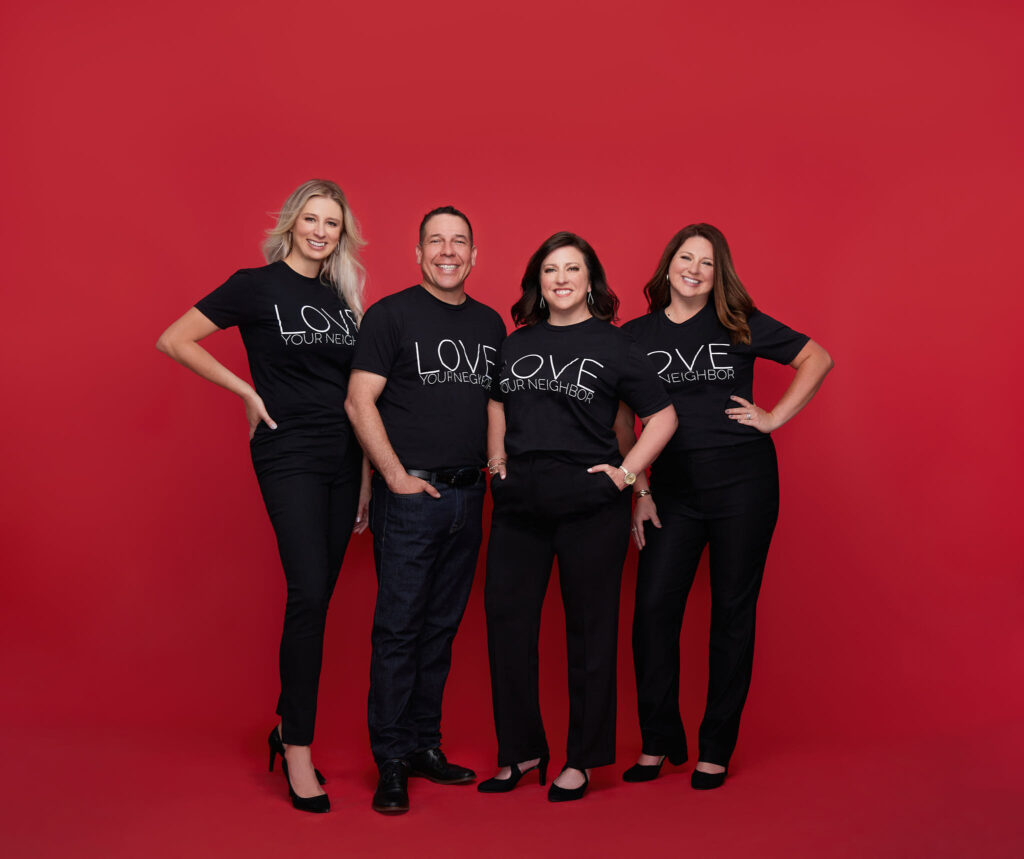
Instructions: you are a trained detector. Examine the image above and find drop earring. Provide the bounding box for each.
[539,295,546,309]
[587,290,594,306]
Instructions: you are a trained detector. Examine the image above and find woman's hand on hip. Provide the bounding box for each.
[725,396,775,433]
[587,463,626,490]
[631,495,661,550]
[244,392,277,439]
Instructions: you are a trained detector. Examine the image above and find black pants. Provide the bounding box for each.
[632,436,779,767]
[485,454,632,770]
[251,425,361,746]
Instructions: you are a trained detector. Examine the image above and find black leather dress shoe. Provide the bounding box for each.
[372,758,410,814]
[408,747,476,785]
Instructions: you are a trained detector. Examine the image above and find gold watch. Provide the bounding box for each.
[618,465,636,486]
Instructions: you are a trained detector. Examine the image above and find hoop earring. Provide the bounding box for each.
[539,295,546,309]
[587,291,594,306]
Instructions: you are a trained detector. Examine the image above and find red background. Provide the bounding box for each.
[2,0,1022,855]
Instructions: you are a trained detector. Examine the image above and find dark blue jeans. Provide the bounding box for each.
[367,473,484,761]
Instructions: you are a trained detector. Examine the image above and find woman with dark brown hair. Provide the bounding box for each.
[478,232,677,802]
[619,223,833,789]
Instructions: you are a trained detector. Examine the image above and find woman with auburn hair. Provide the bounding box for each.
[157,180,369,813]
[619,223,833,789]
[478,232,677,802]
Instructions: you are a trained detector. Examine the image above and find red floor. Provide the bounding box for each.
[5,718,1021,858]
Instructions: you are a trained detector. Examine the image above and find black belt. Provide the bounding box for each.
[407,467,484,487]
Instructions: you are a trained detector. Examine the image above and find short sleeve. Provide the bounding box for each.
[351,300,400,378]
[748,310,809,364]
[194,270,258,329]
[618,341,672,418]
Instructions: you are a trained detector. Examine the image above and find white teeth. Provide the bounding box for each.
[438,265,457,271]
[683,277,700,284]
[308,240,326,249]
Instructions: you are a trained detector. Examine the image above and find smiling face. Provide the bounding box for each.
[416,213,477,300]
[285,196,344,277]
[666,235,715,306]
[539,245,592,325]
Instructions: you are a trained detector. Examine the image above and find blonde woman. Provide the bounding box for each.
[157,180,369,813]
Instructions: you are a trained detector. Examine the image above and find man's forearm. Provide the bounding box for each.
[345,397,406,483]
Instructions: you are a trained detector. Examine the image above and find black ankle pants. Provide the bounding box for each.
[251,425,362,746]
[485,454,632,770]
[631,437,779,767]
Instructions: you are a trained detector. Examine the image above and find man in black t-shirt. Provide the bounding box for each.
[346,206,506,815]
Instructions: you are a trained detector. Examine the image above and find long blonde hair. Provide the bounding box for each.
[262,179,367,322]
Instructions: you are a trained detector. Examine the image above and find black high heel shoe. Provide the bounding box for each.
[267,727,326,785]
[477,756,549,793]
[547,766,589,802]
[690,766,727,790]
[622,751,685,783]
[280,758,330,813]
[622,755,666,782]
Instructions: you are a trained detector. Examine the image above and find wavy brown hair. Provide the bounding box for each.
[642,223,754,345]
[512,231,618,327]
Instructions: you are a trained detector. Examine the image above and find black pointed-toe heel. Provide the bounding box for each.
[267,727,326,785]
[623,750,685,783]
[623,755,666,782]
[690,766,727,790]
[280,758,330,813]
[547,766,589,802]
[477,756,549,793]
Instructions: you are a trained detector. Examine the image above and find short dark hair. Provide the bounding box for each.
[511,231,619,327]
[418,205,474,245]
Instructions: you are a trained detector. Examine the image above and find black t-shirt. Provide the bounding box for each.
[621,302,809,452]
[195,260,359,432]
[492,317,671,464]
[352,285,506,470]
